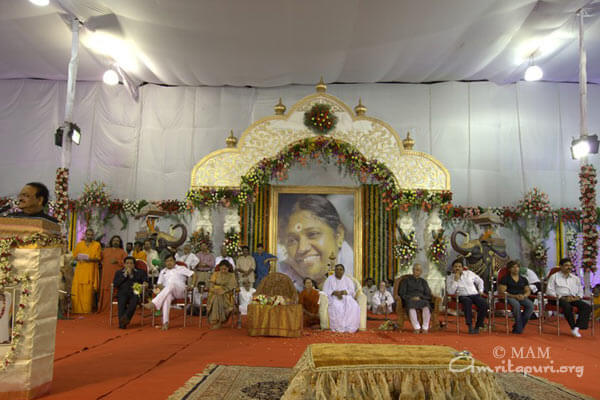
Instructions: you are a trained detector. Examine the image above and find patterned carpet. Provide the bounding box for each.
[169,365,592,400]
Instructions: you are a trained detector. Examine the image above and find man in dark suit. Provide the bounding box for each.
[113,256,148,329]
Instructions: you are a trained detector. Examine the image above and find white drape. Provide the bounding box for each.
[0,79,598,208]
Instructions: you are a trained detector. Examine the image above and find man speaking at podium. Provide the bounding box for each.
[6,182,58,223]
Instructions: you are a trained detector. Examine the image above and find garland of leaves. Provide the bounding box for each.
[0,232,63,371]
[223,229,241,257]
[54,168,69,223]
[393,231,418,269]
[579,164,598,272]
[189,228,213,254]
[303,103,338,134]
[426,230,448,273]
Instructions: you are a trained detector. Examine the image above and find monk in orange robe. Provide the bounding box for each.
[71,229,101,314]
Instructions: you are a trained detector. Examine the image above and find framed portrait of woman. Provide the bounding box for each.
[269,186,362,291]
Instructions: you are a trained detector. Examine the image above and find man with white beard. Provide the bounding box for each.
[176,243,200,270]
[323,264,360,333]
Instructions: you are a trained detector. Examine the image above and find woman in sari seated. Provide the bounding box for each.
[398,263,433,333]
[298,278,320,328]
[207,259,238,329]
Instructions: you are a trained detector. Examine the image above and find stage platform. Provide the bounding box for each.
[44,312,598,399]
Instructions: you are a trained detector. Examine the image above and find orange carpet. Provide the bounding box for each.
[43,311,599,399]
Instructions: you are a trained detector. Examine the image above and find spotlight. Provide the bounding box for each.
[524,65,543,81]
[103,69,119,85]
[29,0,49,6]
[53,122,82,147]
[571,135,599,160]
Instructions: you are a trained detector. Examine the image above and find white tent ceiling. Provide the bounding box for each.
[1,0,600,87]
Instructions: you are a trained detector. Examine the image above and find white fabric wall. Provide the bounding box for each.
[1,79,599,208]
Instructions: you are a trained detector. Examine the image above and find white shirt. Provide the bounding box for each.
[372,290,394,309]
[446,270,484,296]
[215,256,236,270]
[157,265,194,288]
[239,287,256,315]
[546,272,583,298]
[363,284,377,305]
[176,252,200,269]
[146,249,159,268]
[523,268,540,294]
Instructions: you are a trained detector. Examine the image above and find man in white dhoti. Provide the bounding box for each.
[144,254,193,330]
[323,264,360,333]
[176,243,200,270]
[372,281,394,314]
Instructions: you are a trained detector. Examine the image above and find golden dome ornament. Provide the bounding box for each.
[316,76,327,93]
[225,130,238,148]
[402,132,415,150]
[274,98,286,115]
[354,98,367,116]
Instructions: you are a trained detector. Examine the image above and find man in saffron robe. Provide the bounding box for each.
[323,264,360,333]
[71,229,101,313]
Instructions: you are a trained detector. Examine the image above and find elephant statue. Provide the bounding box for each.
[135,223,188,250]
[450,229,509,292]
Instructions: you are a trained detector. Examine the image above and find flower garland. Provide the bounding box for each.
[394,231,418,268]
[566,228,580,266]
[0,232,63,371]
[132,282,143,297]
[303,103,338,134]
[223,229,241,257]
[186,188,243,210]
[238,136,453,212]
[54,168,69,223]
[189,228,213,254]
[579,164,598,272]
[426,230,448,273]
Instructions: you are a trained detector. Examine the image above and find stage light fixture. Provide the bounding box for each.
[54,122,81,147]
[29,0,49,6]
[571,135,599,160]
[103,69,119,85]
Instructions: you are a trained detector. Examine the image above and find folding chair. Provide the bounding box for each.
[109,283,145,327]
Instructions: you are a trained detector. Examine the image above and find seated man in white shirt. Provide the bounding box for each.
[371,281,394,314]
[324,264,360,333]
[546,258,591,338]
[362,277,377,310]
[446,258,488,334]
[238,280,256,316]
[176,243,200,270]
[144,253,193,330]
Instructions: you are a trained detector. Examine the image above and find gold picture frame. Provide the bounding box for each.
[269,186,362,289]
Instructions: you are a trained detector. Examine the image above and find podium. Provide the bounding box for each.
[0,217,62,400]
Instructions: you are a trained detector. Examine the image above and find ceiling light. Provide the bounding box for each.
[103,69,119,85]
[29,0,49,6]
[571,135,599,160]
[524,64,543,81]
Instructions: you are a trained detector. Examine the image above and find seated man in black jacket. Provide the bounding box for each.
[113,256,148,329]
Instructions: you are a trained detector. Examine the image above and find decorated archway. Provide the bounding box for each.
[188,81,453,289]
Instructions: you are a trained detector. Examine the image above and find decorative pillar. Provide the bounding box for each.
[394,213,416,277]
[424,208,445,297]
[196,208,213,236]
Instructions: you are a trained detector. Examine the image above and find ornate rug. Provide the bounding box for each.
[169,365,592,400]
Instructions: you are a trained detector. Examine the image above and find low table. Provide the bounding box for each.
[247,303,302,337]
[282,343,508,400]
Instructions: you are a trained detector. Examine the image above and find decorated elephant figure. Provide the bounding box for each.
[450,229,509,292]
[152,224,188,249]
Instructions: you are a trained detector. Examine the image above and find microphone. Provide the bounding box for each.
[0,204,13,214]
